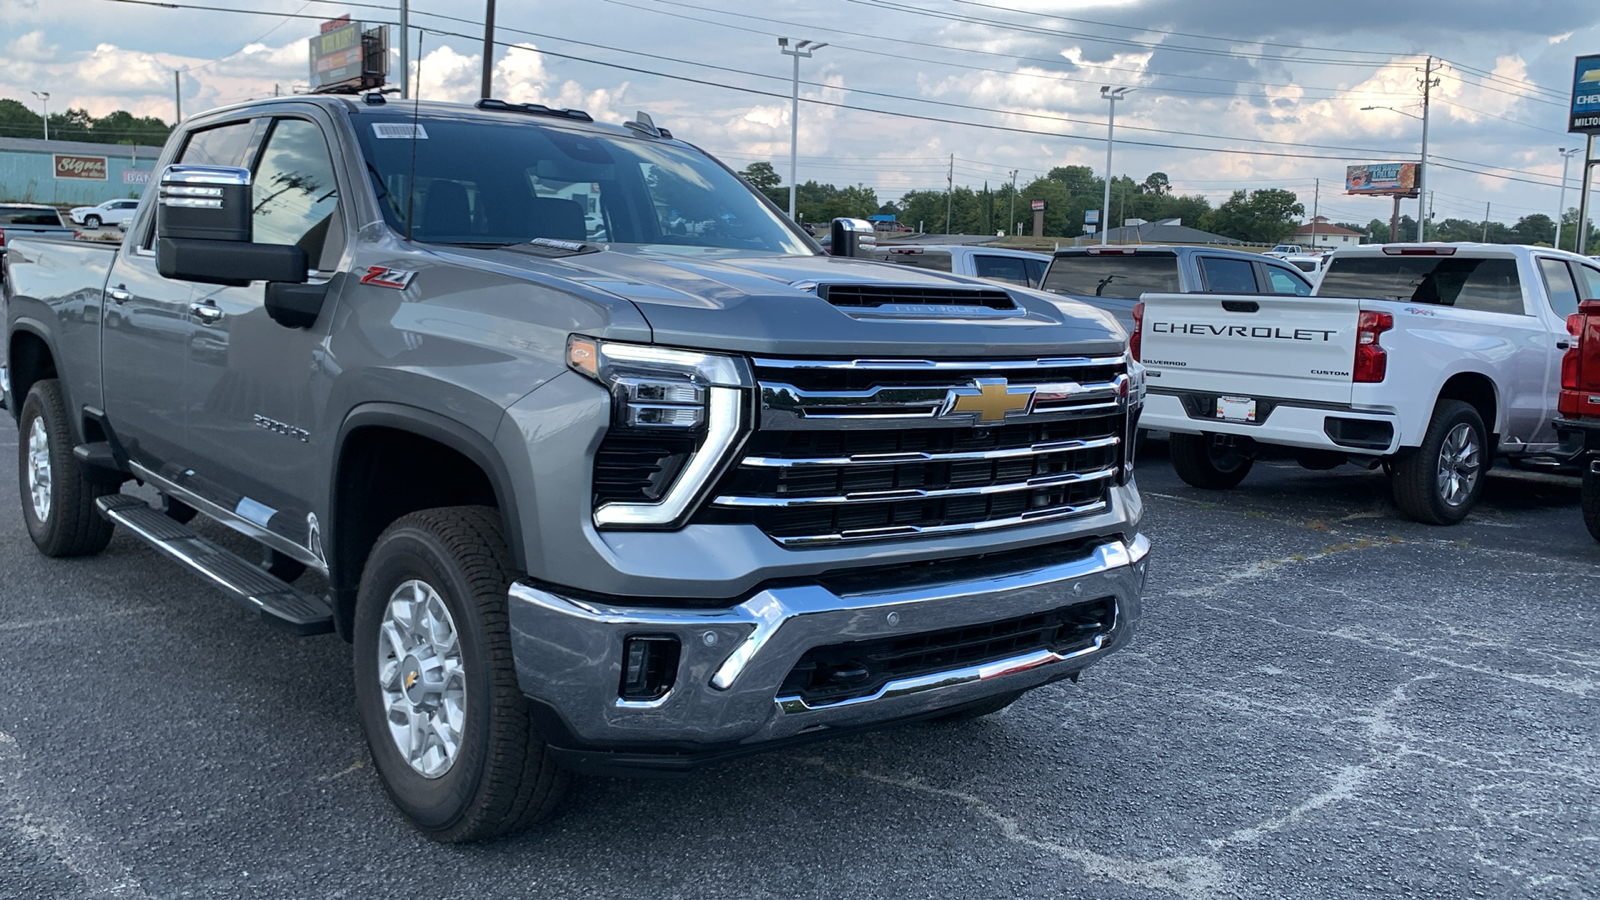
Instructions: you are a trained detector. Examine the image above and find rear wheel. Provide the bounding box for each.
[1169,432,1253,490]
[1391,400,1485,525]
[353,506,567,842]
[1582,464,1600,543]
[18,379,116,557]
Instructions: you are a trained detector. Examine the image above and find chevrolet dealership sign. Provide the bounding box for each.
[1573,54,1600,134]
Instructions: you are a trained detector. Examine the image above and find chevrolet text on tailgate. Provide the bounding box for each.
[1,96,1149,841]
[1137,243,1599,524]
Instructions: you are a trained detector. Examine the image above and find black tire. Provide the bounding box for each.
[18,380,116,557]
[1391,400,1486,525]
[84,215,100,229]
[1582,464,1600,544]
[353,506,567,842]
[930,691,1023,722]
[1169,432,1254,490]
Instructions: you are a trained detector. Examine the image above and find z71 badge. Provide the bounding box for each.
[360,266,417,290]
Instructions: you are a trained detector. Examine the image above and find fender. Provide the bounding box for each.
[1425,363,1505,435]
[332,401,528,574]
[5,318,76,436]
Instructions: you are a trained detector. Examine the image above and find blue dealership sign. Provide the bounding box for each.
[1573,54,1600,134]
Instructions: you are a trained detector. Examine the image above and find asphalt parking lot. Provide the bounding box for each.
[1,420,1596,900]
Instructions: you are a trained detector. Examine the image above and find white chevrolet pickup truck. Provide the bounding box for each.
[1137,243,1600,524]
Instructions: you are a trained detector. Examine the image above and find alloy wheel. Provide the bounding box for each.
[26,417,52,523]
[1436,422,1481,508]
[377,579,468,778]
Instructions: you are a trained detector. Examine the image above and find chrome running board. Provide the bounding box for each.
[96,494,334,636]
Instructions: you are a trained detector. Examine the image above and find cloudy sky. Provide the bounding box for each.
[3,0,1598,228]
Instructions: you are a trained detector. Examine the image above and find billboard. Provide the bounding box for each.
[1030,199,1047,211]
[309,18,386,92]
[1572,54,1600,134]
[1345,163,1418,197]
[54,155,107,180]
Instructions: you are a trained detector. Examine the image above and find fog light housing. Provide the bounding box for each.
[619,635,681,702]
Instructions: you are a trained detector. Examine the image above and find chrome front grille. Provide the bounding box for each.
[700,357,1127,546]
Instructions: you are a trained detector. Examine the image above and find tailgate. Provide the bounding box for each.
[1139,292,1361,405]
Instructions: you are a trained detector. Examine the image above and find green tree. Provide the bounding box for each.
[1201,189,1305,243]
[0,98,173,145]
[1140,172,1170,196]
[740,162,780,191]
[1511,213,1556,246]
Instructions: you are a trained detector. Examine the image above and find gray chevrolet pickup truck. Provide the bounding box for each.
[3,95,1149,841]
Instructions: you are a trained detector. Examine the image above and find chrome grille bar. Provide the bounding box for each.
[712,465,1118,508]
[768,500,1111,547]
[741,435,1120,469]
[751,356,1125,371]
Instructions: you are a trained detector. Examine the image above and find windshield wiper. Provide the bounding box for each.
[516,237,602,258]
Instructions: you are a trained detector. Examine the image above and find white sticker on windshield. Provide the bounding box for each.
[372,123,428,139]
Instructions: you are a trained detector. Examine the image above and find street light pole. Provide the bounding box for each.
[1100,86,1132,246]
[480,0,497,99]
[1007,169,1018,237]
[1557,148,1582,251]
[1417,57,1437,242]
[30,91,49,141]
[779,39,825,221]
[398,0,409,98]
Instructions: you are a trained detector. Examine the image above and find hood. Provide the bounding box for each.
[438,245,1126,359]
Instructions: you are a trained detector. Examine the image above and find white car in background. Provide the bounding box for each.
[68,198,140,229]
[1281,254,1328,284]
[867,244,1052,288]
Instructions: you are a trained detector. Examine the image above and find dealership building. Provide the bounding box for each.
[0,136,164,207]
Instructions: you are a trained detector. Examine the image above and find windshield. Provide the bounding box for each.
[1041,254,1180,299]
[354,113,814,255]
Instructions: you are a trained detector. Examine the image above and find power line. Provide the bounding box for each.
[184,0,313,72]
[96,0,396,25]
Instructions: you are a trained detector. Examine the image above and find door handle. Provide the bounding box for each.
[1557,340,1572,351]
[107,286,132,304]
[190,301,224,324]
[1221,300,1260,313]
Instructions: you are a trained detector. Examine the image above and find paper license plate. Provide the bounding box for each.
[1215,396,1257,422]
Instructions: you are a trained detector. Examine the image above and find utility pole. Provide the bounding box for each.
[1310,178,1320,250]
[945,154,953,234]
[1481,202,1490,243]
[1007,169,1018,237]
[1557,148,1582,251]
[399,0,410,98]
[1580,135,1597,256]
[30,91,48,141]
[778,39,825,220]
[1417,56,1437,242]
[174,71,182,124]
[480,0,497,98]
[1100,86,1133,245]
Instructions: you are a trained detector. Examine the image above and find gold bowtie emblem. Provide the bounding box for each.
[944,379,1034,424]
[405,671,419,690]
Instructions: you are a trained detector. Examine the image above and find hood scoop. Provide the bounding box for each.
[816,283,1021,319]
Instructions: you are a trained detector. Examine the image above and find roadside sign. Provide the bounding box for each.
[1084,209,1099,224]
[123,170,152,185]
[310,19,387,92]
[1572,54,1600,134]
[1030,199,1047,212]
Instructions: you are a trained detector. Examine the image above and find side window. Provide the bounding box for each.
[972,255,1030,286]
[1024,258,1047,287]
[1198,256,1257,293]
[177,121,256,167]
[1449,259,1524,315]
[1576,264,1600,301]
[1538,258,1580,319]
[1264,265,1313,296]
[252,118,343,271]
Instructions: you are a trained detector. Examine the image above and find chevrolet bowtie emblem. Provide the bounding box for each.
[943,378,1034,423]
[405,671,419,690]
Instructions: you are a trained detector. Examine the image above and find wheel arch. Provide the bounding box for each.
[1435,371,1499,442]
[329,403,526,640]
[6,322,60,423]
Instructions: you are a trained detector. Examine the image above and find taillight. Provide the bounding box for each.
[1563,313,1583,392]
[1353,310,1393,383]
[0,228,7,248]
[1561,304,1600,417]
[1130,301,1144,362]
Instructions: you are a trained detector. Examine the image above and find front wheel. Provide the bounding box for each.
[84,215,101,229]
[1391,400,1486,525]
[1582,464,1600,543]
[353,506,567,842]
[1169,432,1254,490]
[18,379,116,557]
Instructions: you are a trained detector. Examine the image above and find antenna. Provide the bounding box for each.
[404,29,424,242]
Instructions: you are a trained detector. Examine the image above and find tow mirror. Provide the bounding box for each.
[155,164,309,289]
[829,217,877,258]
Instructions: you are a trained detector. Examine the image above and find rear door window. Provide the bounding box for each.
[1041,254,1179,298]
[1576,263,1600,300]
[177,121,258,167]
[876,249,954,272]
[1198,256,1258,293]
[1538,258,1580,319]
[1023,258,1047,286]
[972,254,1030,286]
[0,207,62,226]
[252,118,344,270]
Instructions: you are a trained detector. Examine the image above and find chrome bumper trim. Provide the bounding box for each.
[506,534,1149,749]
[740,435,1121,469]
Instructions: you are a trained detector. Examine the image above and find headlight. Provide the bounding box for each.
[567,337,752,528]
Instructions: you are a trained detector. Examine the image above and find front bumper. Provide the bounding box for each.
[507,534,1149,770]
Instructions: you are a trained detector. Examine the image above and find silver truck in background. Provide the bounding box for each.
[4,95,1150,841]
